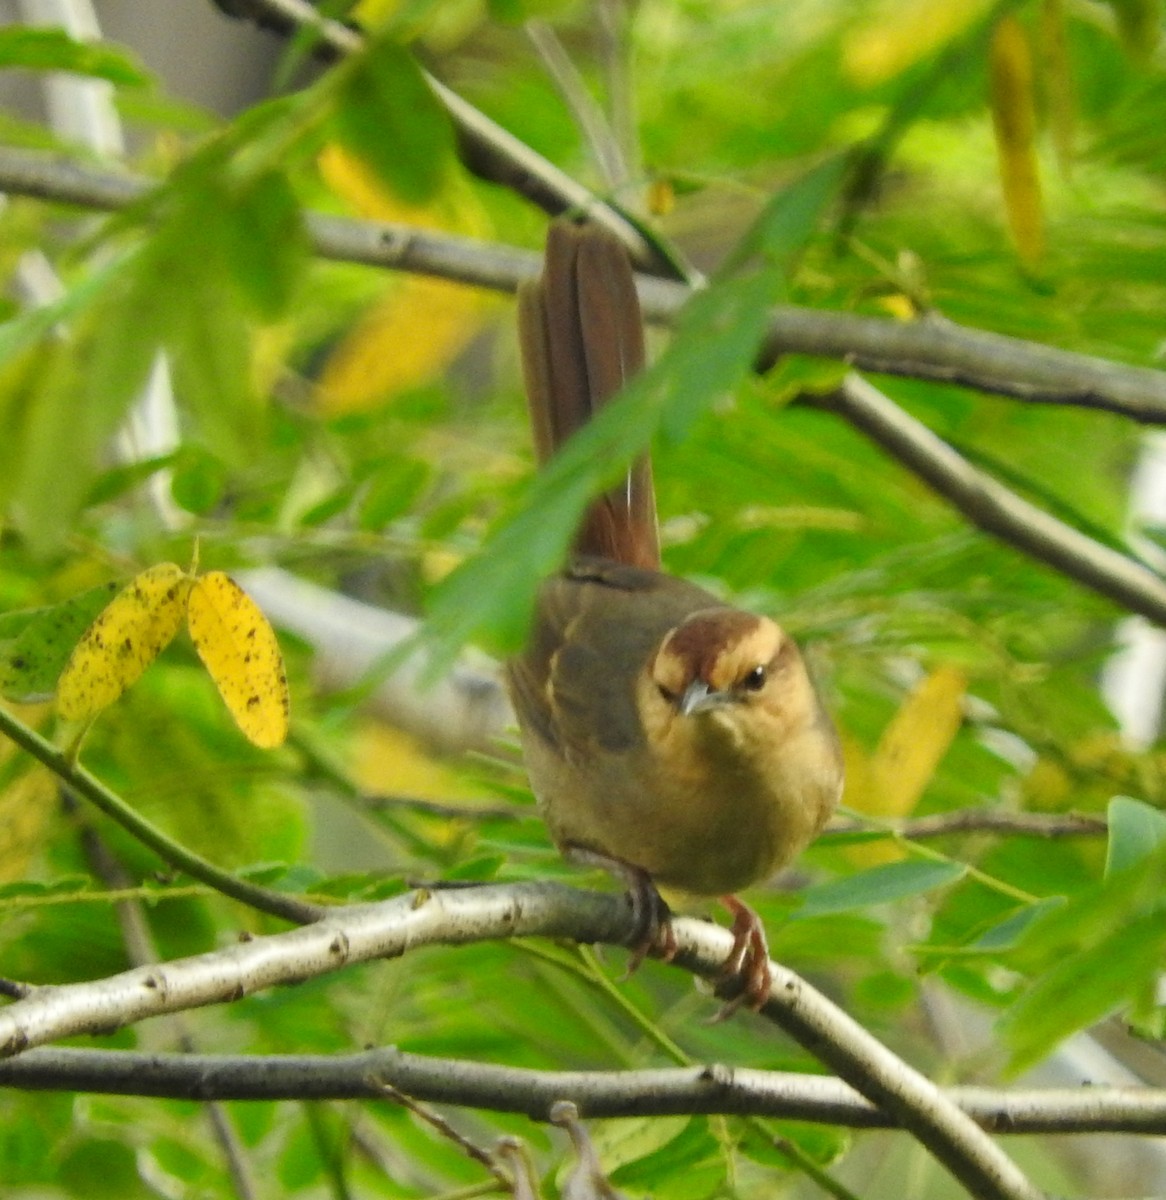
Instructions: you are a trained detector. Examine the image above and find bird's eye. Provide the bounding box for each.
[741,665,767,692]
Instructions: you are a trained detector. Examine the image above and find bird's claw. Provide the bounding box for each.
[707,896,771,1022]
[562,844,676,975]
[622,865,676,977]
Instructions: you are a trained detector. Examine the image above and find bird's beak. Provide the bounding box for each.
[678,679,730,717]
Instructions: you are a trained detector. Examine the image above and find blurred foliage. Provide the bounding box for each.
[0,0,1165,1196]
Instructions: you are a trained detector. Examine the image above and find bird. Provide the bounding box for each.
[506,220,843,1013]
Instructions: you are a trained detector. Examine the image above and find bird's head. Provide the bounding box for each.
[648,609,810,738]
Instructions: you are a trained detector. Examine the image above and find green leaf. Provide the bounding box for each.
[425,266,782,664]
[169,447,227,516]
[0,26,148,85]
[1002,910,1166,1073]
[723,153,847,274]
[84,454,176,507]
[220,169,308,319]
[164,265,257,463]
[1105,795,1166,877]
[796,859,966,917]
[7,266,161,550]
[0,254,126,370]
[331,37,454,204]
[0,582,120,702]
[971,897,1065,952]
[1102,0,1161,59]
[359,458,430,529]
[605,1119,725,1198]
[737,1120,849,1170]
[1007,844,1166,975]
[57,1137,140,1199]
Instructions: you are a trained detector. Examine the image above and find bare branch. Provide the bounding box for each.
[829,809,1108,841]
[0,881,1041,1200]
[821,375,1166,627]
[4,1046,1165,1136]
[758,311,1166,422]
[0,883,620,1057]
[3,147,1166,423]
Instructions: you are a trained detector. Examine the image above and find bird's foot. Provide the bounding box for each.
[622,864,677,974]
[564,845,676,974]
[708,895,771,1022]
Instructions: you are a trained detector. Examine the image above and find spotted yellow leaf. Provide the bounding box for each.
[57,563,191,721]
[186,572,289,748]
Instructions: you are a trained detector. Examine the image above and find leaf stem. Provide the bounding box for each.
[895,835,1039,905]
[0,706,324,924]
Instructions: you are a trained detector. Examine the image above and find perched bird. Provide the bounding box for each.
[507,221,843,1011]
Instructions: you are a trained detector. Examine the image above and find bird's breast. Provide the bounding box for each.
[524,705,837,898]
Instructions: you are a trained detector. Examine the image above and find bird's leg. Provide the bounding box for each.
[564,844,678,972]
[710,895,772,1021]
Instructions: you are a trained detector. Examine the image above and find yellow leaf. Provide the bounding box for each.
[844,0,993,86]
[847,667,966,864]
[647,176,676,217]
[318,144,489,233]
[0,701,54,882]
[186,572,290,749]
[57,563,191,721]
[317,274,490,414]
[990,16,1044,266]
[316,144,494,414]
[872,666,966,815]
[351,0,400,26]
[1022,757,1072,810]
[1040,0,1076,177]
[875,293,917,321]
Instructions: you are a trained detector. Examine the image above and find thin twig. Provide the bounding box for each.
[821,375,1166,627]
[0,880,1042,1200]
[379,1084,512,1189]
[3,147,1165,423]
[526,19,627,192]
[597,0,640,193]
[0,706,324,925]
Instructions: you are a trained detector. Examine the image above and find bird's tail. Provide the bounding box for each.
[517,221,660,571]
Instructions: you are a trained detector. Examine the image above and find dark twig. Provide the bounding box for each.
[3,147,1166,423]
[4,1046,1165,1136]
[828,808,1108,842]
[820,375,1166,627]
[379,1083,512,1189]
